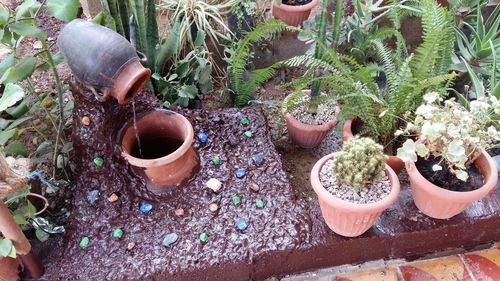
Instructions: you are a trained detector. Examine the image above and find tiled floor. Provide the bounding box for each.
[283,242,500,281]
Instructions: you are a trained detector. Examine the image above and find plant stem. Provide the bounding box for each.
[332,0,344,46]
[26,78,58,132]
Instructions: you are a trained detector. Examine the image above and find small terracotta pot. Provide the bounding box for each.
[342,118,405,174]
[0,257,19,281]
[272,0,319,27]
[58,19,151,104]
[120,110,200,194]
[311,152,400,237]
[405,150,498,219]
[283,92,339,149]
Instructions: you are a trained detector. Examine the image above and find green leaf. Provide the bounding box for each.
[0,54,15,78]
[61,142,73,153]
[416,143,429,157]
[46,0,80,22]
[4,140,27,156]
[396,139,417,162]
[9,22,46,39]
[5,100,29,118]
[0,83,24,112]
[0,238,14,257]
[194,29,205,48]
[0,128,18,145]
[36,51,64,72]
[35,228,50,242]
[178,85,198,99]
[15,0,39,20]
[6,115,31,130]
[3,56,37,83]
[0,7,9,25]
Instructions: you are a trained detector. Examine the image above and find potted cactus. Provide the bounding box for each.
[310,137,400,237]
[396,93,499,219]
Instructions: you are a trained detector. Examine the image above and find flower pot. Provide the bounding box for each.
[120,110,200,194]
[0,256,19,281]
[405,150,498,219]
[272,0,319,27]
[311,152,400,237]
[58,19,151,104]
[283,92,339,149]
[342,118,405,174]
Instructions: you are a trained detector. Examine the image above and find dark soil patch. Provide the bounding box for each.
[281,0,313,6]
[415,156,484,192]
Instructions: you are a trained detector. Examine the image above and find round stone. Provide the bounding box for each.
[212,155,221,165]
[175,208,184,216]
[240,117,249,126]
[79,237,89,249]
[82,116,91,126]
[209,203,218,212]
[236,218,249,231]
[86,190,99,204]
[162,233,178,247]
[199,232,209,243]
[107,193,119,203]
[113,228,123,238]
[252,154,264,166]
[235,168,246,179]
[250,183,260,192]
[93,157,104,167]
[127,242,136,250]
[198,132,208,143]
[229,136,238,146]
[140,202,153,213]
[256,199,265,209]
[232,195,241,206]
[206,178,223,193]
[244,131,253,138]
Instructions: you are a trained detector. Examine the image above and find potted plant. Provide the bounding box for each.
[311,137,400,237]
[396,92,499,219]
[294,0,456,171]
[272,0,319,27]
[281,0,343,148]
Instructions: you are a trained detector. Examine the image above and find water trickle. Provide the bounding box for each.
[132,101,143,158]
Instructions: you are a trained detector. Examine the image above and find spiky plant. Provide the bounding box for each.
[227,19,300,106]
[333,137,386,188]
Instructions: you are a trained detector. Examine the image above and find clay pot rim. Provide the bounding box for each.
[311,152,401,212]
[112,60,151,105]
[120,110,194,168]
[273,0,319,12]
[282,90,340,131]
[405,149,498,201]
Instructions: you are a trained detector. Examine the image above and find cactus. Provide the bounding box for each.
[332,137,385,188]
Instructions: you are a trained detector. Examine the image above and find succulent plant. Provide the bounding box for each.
[332,137,386,188]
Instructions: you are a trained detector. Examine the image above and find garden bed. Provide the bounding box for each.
[25,85,500,281]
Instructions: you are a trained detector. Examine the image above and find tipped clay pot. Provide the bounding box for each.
[342,118,405,174]
[120,110,199,194]
[58,19,151,104]
[0,257,19,281]
[405,150,497,219]
[311,152,400,237]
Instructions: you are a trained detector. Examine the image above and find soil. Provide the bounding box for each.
[320,159,392,204]
[289,96,337,126]
[415,156,484,192]
[281,0,313,6]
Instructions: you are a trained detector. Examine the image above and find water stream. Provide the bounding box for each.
[132,101,143,158]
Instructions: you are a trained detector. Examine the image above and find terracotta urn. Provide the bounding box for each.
[120,110,200,194]
[405,150,497,219]
[272,0,319,27]
[342,118,405,174]
[0,256,19,281]
[58,19,151,104]
[311,152,400,237]
[283,91,339,148]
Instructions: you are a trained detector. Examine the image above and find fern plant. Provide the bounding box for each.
[287,0,456,154]
[227,19,299,106]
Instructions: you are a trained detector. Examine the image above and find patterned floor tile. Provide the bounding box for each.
[463,248,500,281]
[400,256,471,281]
[333,268,399,281]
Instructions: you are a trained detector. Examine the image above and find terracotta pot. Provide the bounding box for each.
[0,257,19,281]
[342,118,405,174]
[405,150,498,219]
[120,110,200,194]
[272,0,319,27]
[283,92,339,149]
[58,19,151,104]
[311,152,400,237]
